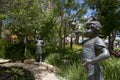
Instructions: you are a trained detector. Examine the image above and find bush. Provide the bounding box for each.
[44,53,61,66]
[0,40,6,58]
[25,43,36,59]
[3,42,36,62]
[42,45,58,60]
[0,67,35,80]
[44,45,120,80]
[60,47,81,62]
[101,56,120,80]
[65,62,86,80]
[4,42,25,61]
[57,56,120,80]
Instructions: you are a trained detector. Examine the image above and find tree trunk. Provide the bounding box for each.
[58,15,63,53]
[70,28,73,48]
[0,21,2,39]
[63,26,66,48]
[59,25,62,53]
[24,36,27,58]
[75,33,79,44]
[108,31,116,53]
[70,35,73,48]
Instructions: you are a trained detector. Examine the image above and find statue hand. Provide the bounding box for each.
[82,59,92,67]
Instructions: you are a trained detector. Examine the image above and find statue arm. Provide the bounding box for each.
[92,38,110,63]
[83,47,110,66]
[83,38,110,66]
[91,47,110,63]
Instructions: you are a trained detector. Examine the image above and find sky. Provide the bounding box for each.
[85,9,96,16]
[70,0,96,18]
[71,7,96,19]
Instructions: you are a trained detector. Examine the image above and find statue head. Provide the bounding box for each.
[36,35,41,40]
[84,19,102,38]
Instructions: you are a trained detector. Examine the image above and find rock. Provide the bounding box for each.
[0,58,11,64]
[40,72,58,80]
[0,62,58,80]
[39,66,47,71]
[23,59,36,64]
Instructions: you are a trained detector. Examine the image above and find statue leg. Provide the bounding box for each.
[94,64,104,80]
[87,64,104,80]
[39,54,42,63]
[87,75,95,80]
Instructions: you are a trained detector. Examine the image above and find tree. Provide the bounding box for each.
[51,0,87,49]
[0,0,13,39]
[2,0,60,59]
[86,0,120,51]
[7,0,43,57]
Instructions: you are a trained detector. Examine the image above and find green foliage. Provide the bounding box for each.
[42,44,59,60]
[0,37,37,61]
[86,0,120,51]
[1,0,60,60]
[0,40,6,58]
[1,0,87,61]
[26,43,36,59]
[44,46,82,66]
[4,42,25,61]
[65,62,86,80]
[7,0,42,38]
[44,53,61,66]
[86,0,120,35]
[0,67,34,80]
[39,12,58,42]
[101,56,120,80]
[3,0,59,52]
[44,47,84,80]
[0,41,36,62]
[114,47,120,51]
[60,47,81,61]
[57,62,86,80]
[45,50,120,80]
[0,14,6,20]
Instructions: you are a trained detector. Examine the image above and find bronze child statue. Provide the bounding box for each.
[80,19,110,80]
[36,35,45,64]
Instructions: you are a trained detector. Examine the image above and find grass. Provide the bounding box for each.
[55,56,120,80]
[101,56,120,80]
[66,43,82,50]
[45,47,120,80]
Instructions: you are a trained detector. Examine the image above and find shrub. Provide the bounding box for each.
[65,62,86,80]
[3,42,36,62]
[4,42,25,61]
[60,47,81,62]
[0,40,6,58]
[101,56,120,80]
[0,67,35,80]
[44,53,61,66]
[25,43,36,59]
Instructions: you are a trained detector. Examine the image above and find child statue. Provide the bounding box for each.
[36,35,45,64]
[80,19,110,80]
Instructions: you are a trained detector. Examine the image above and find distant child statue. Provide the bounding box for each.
[36,35,45,64]
[78,18,110,80]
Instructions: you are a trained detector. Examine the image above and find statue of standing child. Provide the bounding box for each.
[78,18,110,80]
[36,35,45,65]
